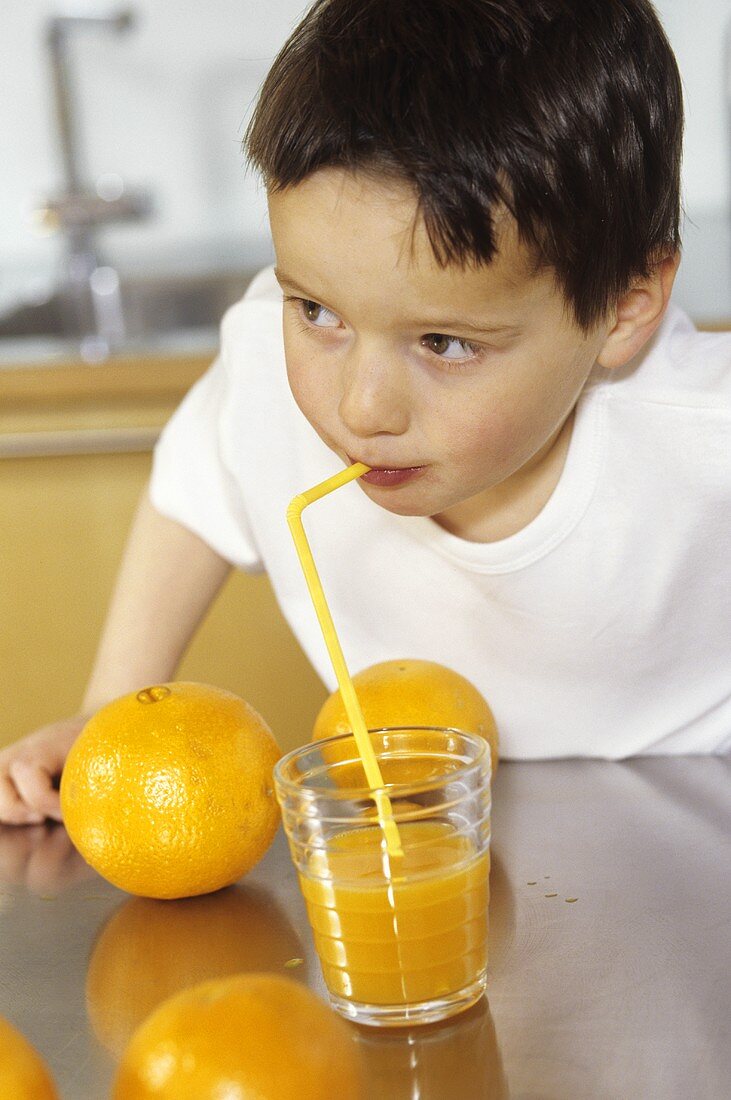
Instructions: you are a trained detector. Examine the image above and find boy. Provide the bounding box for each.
[1,0,729,825]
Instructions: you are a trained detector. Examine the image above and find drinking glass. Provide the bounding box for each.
[274,727,491,1027]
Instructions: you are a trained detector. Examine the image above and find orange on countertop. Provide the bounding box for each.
[87,884,304,1058]
[112,973,365,1100]
[313,658,498,777]
[60,682,281,899]
[0,1014,59,1099]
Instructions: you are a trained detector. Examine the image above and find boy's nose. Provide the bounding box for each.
[337,355,410,438]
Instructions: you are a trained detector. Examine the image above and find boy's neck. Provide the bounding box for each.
[433,409,576,543]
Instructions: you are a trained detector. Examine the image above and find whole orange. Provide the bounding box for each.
[112,973,365,1100]
[0,1015,59,1099]
[60,682,281,899]
[87,885,304,1058]
[313,659,498,776]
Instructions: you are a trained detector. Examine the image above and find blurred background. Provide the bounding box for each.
[1,0,729,334]
[1,1,729,749]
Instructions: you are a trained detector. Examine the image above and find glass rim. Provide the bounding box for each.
[273,725,490,801]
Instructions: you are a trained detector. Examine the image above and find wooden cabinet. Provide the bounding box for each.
[0,354,326,753]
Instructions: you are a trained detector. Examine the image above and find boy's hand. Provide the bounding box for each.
[0,490,231,828]
[0,717,87,826]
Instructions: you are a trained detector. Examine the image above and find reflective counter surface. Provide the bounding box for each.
[1,757,728,1099]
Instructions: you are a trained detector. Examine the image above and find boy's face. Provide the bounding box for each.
[269,168,611,540]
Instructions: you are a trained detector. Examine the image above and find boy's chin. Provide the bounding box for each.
[355,480,439,518]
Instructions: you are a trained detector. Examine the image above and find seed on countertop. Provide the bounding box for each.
[544,892,558,898]
[527,881,537,885]
[565,897,578,903]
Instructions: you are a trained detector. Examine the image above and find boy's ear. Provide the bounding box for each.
[596,252,680,370]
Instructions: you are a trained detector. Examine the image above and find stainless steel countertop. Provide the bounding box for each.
[1,756,728,1099]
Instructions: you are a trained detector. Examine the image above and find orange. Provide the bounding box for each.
[87,884,304,1058]
[112,973,366,1099]
[313,658,498,776]
[0,1014,59,1099]
[60,682,281,899]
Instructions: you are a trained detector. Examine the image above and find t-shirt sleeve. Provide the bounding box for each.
[148,327,264,573]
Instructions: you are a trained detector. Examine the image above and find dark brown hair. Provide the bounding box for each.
[245,0,683,329]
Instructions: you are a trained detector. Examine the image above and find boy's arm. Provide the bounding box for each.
[0,487,232,825]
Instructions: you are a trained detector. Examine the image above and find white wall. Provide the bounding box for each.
[1,0,307,275]
[1,1,728,311]
[658,0,730,213]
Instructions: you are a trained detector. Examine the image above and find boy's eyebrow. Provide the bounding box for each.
[273,268,520,336]
[417,317,521,337]
[273,268,311,295]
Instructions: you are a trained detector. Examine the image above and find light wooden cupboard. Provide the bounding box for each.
[0,354,326,754]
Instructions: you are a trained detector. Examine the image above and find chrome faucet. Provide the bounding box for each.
[38,9,151,358]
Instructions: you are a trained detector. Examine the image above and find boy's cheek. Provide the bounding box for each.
[284,359,321,425]
[284,358,343,453]
[448,403,547,479]
[448,409,515,469]
[289,380,327,432]
[284,349,317,408]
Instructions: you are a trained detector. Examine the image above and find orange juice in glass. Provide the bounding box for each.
[274,727,491,1026]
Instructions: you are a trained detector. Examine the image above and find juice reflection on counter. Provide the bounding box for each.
[353,996,508,1100]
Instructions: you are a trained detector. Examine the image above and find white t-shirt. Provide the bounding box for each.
[150,266,731,759]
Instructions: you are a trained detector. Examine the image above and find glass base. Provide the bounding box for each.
[326,971,487,1028]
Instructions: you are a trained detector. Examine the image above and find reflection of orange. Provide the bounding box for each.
[61,682,282,898]
[112,974,365,1099]
[354,996,507,1100]
[0,1014,59,1099]
[313,659,498,776]
[87,883,304,1059]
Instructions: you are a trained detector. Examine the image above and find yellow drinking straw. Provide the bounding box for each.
[287,462,403,859]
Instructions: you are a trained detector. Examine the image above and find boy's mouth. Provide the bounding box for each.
[348,456,427,488]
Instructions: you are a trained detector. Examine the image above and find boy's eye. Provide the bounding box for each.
[302,299,340,327]
[422,333,480,361]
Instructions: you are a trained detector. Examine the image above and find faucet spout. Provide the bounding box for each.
[46,10,136,194]
[40,9,148,358]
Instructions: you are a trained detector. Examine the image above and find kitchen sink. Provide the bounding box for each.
[0,269,258,359]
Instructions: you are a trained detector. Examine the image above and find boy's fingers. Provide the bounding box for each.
[7,761,62,823]
[0,772,45,826]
